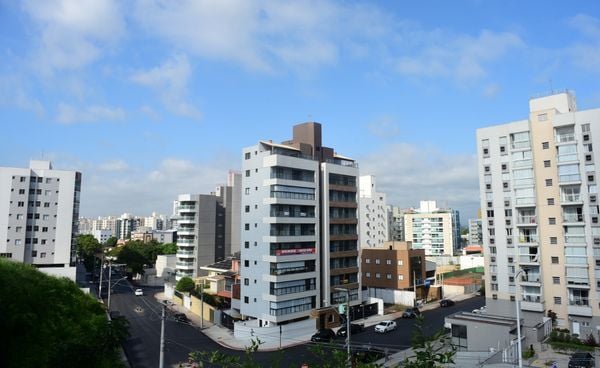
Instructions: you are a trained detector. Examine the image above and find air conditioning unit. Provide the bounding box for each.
[591,195,597,203]
[594,237,600,245]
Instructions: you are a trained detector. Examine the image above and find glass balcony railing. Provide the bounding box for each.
[559,174,581,183]
[563,214,584,223]
[561,194,581,202]
[556,133,575,143]
[517,216,537,225]
[522,295,542,303]
[568,298,589,306]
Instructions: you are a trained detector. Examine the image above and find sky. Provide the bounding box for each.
[2,1,600,222]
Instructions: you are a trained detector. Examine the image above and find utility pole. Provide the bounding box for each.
[279,324,282,350]
[159,302,166,368]
[335,287,351,367]
[107,259,112,310]
[98,255,104,300]
[413,270,417,307]
[200,282,204,329]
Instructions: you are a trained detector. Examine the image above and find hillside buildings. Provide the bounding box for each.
[174,172,241,280]
[0,160,81,280]
[239,122,360,326]
[477,90,600,338]
[359,175,388,247]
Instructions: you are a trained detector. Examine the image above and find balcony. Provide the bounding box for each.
[568,299,592,317]
[556,133,575,144]
[565,235,586,245]
[519,255,539,264]
[521,295,544,312]
[178,227,196,235]
[177,238,195,244]
[561,194,582,204]
[178,216,196,224]
[521,275,541,286]
[559,174,581,184]
[563,214,584,224]
[517,235,538,244]
[516,216,537,226]
[176,261,195,270]
[176,250,195,257]
[178,205,196,212]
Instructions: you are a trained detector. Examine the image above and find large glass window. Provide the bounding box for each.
[511,132,530,149]
[558,164,580,182]
[557,144,578,162]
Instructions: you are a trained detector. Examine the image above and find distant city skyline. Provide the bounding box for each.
[3,1,600,220]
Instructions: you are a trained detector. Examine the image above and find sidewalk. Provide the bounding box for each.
[154,291,479,352]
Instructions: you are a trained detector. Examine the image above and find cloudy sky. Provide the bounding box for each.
[2,1,600,221]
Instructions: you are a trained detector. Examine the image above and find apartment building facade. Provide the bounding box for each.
[477,90,600,338]
[239,122,360,326]
[0,160,81,280]
[359,175,388,248]
[361,241,426,291]
[174,174,241,281]
[403,200,460,256]
[468,218,483,245]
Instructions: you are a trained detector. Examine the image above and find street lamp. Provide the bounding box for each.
[334,287,351,367]
[515,268,527,368]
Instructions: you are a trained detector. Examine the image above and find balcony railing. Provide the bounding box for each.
[517,216,537,225]
[519,255,539,263]
[565,235,586,244]
[563,214,584,223]
[522,295,542,303]
[559,174,581,183]
[521,275,541,283]
[518,235,538,243]
[512,141,530,149]
[561,194,581,202]
[556,133,575,143]
[568,298,589,306]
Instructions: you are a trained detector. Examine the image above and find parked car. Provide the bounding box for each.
[374,320,397,333]
[310,329,336,342]
[402,308,421,318]
[568,352,595,368]
[173,313,189,323]
[336,323,365,337]
[134,288,143,296]
[439,299,455,307]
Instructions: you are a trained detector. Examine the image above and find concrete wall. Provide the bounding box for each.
[365,287,415,305]
[233,317,316,347]
[459,255,484,270]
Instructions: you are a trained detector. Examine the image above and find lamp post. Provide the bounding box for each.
[515,268,526,368]
[106,256,115,310]
[334,287,351,367]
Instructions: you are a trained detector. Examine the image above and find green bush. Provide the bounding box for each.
[176,276,195,293]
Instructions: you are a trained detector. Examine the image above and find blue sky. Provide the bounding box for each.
[2,1,600,221]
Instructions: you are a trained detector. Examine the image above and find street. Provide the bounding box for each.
[107,276,485,368]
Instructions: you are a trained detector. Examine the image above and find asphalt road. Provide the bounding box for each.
[109,281,485,368]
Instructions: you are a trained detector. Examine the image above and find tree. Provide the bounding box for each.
[176,276,195,293]
[402,315,456,368]
[0,259,129,367]
[106,236,118,248]
[160,242,177,255]
[113,244,147,276]
[77,234,101,272]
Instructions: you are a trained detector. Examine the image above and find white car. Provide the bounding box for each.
[374,320,397,333]
[135,288,143,296]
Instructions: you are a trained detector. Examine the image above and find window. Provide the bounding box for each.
[554,297,561,305]
[31,250,37,257]
[538,113,548,121]
[245,152,251,160]
[508,257,513,263]
[244,241,249,249]
[545,179,553,186]
[15,239,21,245]
[542,142,549,149]
[375,273,381,278]
[244,224,249,230]
[40,252,46,258]
[245,170,250,177]
[245,205,250,213]
[544,160,551,168]
[43,202,50,208]
[547,198,555,205]
[510,296,515,301]
[17,201,24,207]
[398,275,404,281]
[365,258,370,264]
[386,259,391,265]
[553,277,560,284]
[18,189,25,194]
[244,278,249,285]
[549,217,556,225]
[386,273,392,279]
[551,256,559,264]
[42,214,49,220]
[245,188,250,195]
[244,296,249,303]
[550,237,557,244]
[398,260,403,266]
[375,259,380,264]
[42,227,48,232]
[244,260,249,267]
[492,294,498,300]
[15,226,22,233]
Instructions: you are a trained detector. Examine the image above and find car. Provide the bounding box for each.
[336,323,365,337]
[134,288,143,296]
[374,320,397,333]
[310,328,336,342]
[439,299,455,307]
[173,313,189,323]
[568,352,595,368]
[402,308,421,318]
[472,306,486,314]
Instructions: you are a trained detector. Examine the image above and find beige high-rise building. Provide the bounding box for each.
[477,90,600,339]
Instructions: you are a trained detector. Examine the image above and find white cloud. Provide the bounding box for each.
[483,83,501,98]
[79,156,239,217]
[394,29,523,83]
[367,116,401,138]
[0,75,45,116]
[56,103,126,124]
[566,14,600,73]
[130,55,201,119]
[23,0,125,72]
[140,105,160,121]
[132,0,390,73]
[359,143,480,219]
[98,159,129,172]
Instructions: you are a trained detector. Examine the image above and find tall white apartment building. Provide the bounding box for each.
[0,160,81,280]
[388,205,407,241]
[174,174,240,280]
[403,200,460,256]
[477,90,600,338]
[359,175,388,247]
[468,218,483,245]
[240,122,360,326]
